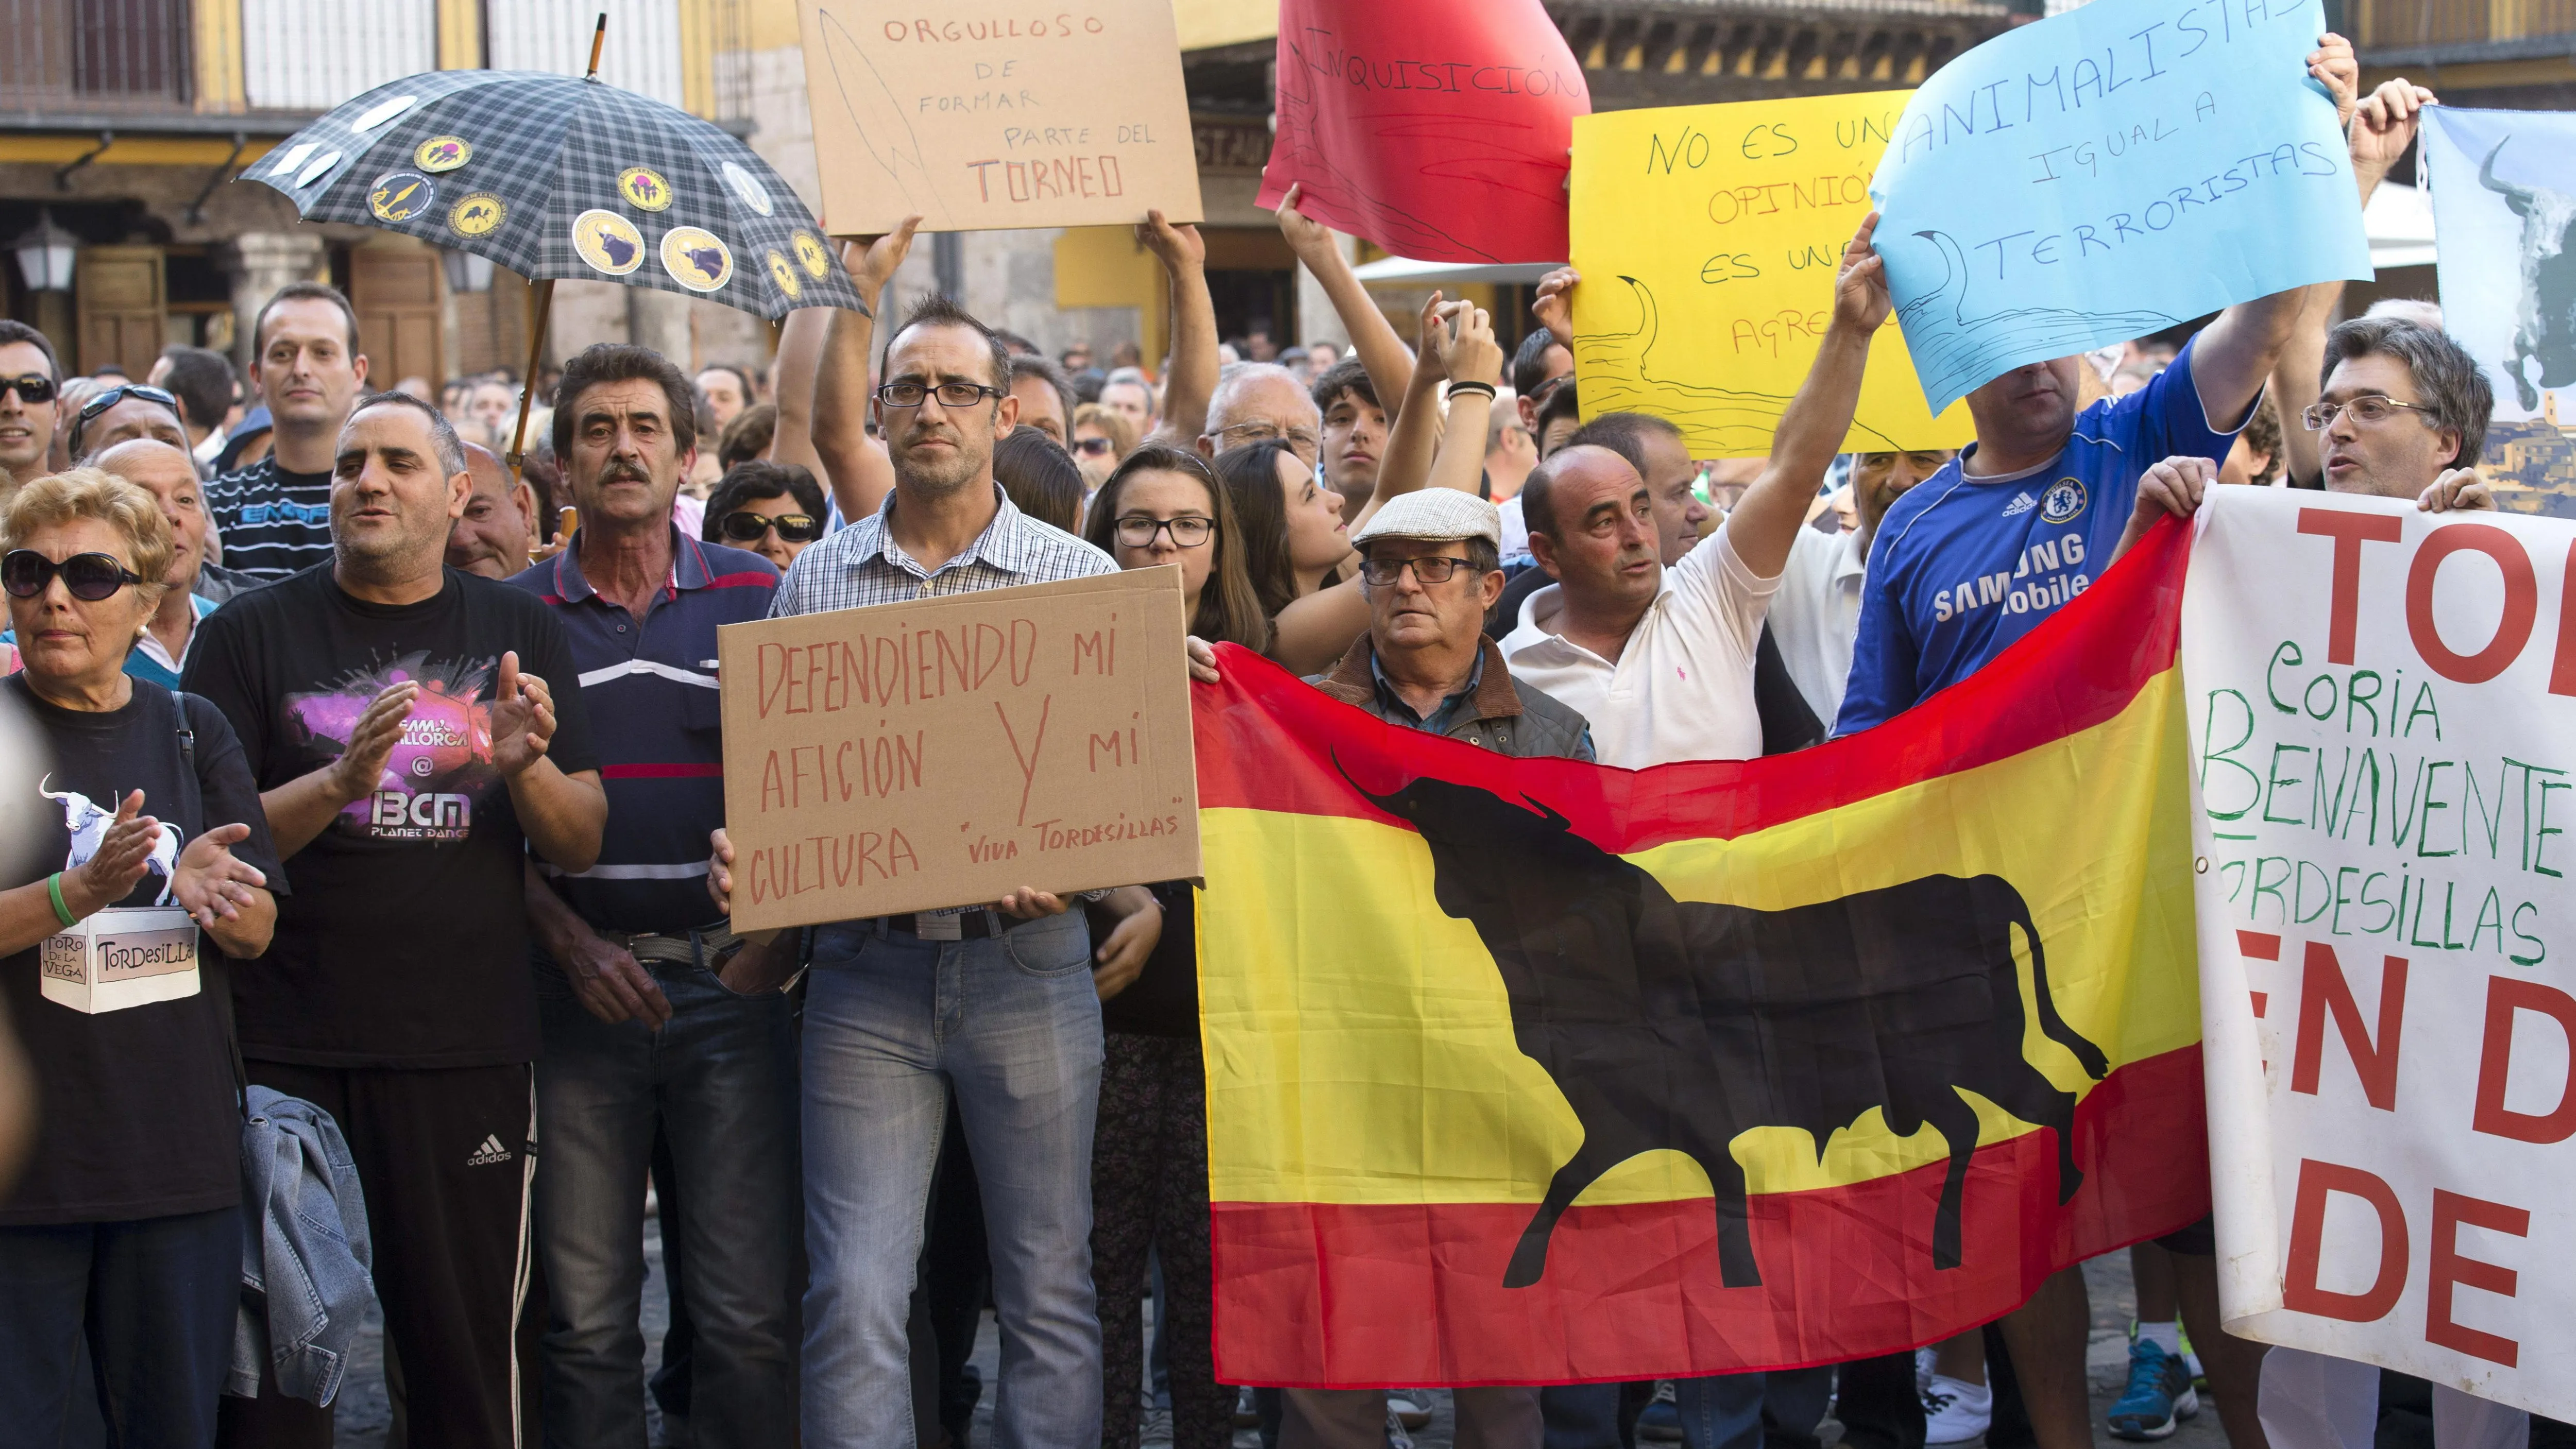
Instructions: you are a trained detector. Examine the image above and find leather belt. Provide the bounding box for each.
[882,910,1027,941]
[604,923,741,967]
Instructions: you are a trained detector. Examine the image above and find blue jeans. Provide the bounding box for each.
[534,956,801,1448]
[0,1206,240,1449]
[802,911,1106,1449]
[1672,1369,1836,1449]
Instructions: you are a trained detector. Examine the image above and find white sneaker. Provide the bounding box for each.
[1387,1394,1433,1430]
[1922,1373,1993,1445]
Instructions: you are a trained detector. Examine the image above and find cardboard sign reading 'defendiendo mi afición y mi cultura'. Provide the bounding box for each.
[717,566,1200,932]
[795,0,1205,234]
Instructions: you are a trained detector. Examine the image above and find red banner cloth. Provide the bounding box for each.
[1257,0,1589,264]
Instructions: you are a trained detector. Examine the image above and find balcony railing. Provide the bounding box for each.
[0,0,754,125]
[2353,0,2576,50]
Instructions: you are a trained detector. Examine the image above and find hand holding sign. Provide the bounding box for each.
[1868,0,2371,411]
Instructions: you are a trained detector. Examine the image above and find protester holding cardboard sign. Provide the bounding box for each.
[0,469,278,1447]
[707,291,1165,1447]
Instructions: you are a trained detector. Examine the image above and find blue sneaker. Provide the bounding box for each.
[1636,1380,1682,1442]
[2106,1339,2201,1440]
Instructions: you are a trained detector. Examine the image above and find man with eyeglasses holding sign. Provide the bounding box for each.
[709,287,1165,1448]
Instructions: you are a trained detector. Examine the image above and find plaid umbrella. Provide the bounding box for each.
[245,65,863,319]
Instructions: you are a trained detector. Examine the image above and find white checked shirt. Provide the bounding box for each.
[771,483,1116,925]
[772,483,1115,619]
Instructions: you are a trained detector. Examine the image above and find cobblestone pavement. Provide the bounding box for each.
[321,1229,2226,1449]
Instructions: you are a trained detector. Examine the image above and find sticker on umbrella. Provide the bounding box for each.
[766,250,801,300]
[724,161,774,217]
[662,228,734,292]
[573,210,646,276]
[415,136,472,173]
[792,232,831,279]
[369,172,436,224]
[450,193,507,238]
[619,166,674,212]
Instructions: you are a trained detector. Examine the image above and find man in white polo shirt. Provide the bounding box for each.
[1499,215,1890,768]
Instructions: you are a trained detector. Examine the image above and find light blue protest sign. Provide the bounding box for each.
[1868,0,2369,411]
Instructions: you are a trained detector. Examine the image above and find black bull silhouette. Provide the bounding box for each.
[1351,772,2111,1290]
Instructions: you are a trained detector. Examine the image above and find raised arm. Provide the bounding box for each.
[1343,294,1456,533]
[812,221,919,523]
[1725,214,1888,581]
[2275,76,2439,486]
[1140,212,1215,449]
[768,304,832,484]
[1278,183,1415,421]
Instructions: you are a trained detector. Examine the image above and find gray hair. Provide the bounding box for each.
[1206,363,1318,434]
[348,389,468,477]
[2319,317,2493,469]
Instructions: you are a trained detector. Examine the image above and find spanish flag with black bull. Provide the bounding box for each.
[1192,519,2208,1386]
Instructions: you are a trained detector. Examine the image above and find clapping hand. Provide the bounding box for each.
[330,681,418,806]
[64,790,158,916]
[172,823,265,928]
[488,651,557,778]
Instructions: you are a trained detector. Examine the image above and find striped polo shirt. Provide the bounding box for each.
[506,529,779,935]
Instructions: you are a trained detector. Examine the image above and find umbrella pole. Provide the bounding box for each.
[506,276,556,490]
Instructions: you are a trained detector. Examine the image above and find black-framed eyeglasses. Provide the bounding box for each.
[0,374,57,405]
[2301,395,2433,431]
[1073,436,1116,457]
[70,383,182,454]
[1358,555,1476,586]
[3,549,145,602]
[1113,515,1213,549]
[719,510,822,544]
[875,380,1005,410]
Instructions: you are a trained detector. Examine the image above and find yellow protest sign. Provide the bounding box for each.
[1569,92,1974,458]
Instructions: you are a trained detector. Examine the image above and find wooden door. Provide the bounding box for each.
[75,246,166,377]
[349,244,445,387]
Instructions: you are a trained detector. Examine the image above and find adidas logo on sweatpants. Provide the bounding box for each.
[466,1134,512,1167]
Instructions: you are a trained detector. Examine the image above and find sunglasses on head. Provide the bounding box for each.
[1,374,57,405]
[3,549,144,602]
[69,382,182,454]
[720,510,822,544]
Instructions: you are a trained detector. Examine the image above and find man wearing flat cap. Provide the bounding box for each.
[1305,489,1591,764]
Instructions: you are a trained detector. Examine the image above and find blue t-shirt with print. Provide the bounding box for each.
[1835,338,2244,735]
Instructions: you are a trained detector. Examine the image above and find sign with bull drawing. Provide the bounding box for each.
[2426,107,2576,423]
[1191,515,2208,1386]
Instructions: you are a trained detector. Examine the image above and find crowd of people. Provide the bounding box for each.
[0,33,2535,1449]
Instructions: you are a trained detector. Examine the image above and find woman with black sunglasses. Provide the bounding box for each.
[0,468,279,1446]
[700,460,827,573]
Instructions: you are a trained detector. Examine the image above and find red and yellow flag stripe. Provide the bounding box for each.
[1191,519,2208,1386]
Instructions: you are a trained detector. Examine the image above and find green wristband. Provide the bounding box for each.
[47,872,76,928]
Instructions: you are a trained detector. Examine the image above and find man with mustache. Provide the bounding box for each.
[502,345,801,1448]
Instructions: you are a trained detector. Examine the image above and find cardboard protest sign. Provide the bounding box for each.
[2424,107,2576,423]
[1868,0,2370,412]
[1257,0,1588,264]
[717,568,1199,932]
[1569,93,1975,458]
[2184,488,2576,1419]
[796,0,1203,235]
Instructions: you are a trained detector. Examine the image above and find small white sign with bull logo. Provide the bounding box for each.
[36,779,198,1014]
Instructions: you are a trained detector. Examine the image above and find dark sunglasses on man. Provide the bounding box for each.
[68,382,183,455]
[0,374,59,405]
[3,549,146,602]
[719,510,823,545]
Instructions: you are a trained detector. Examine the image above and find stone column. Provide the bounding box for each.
[626,285,696,368]
[218,232,328,372]
[1296,231,1357,354]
